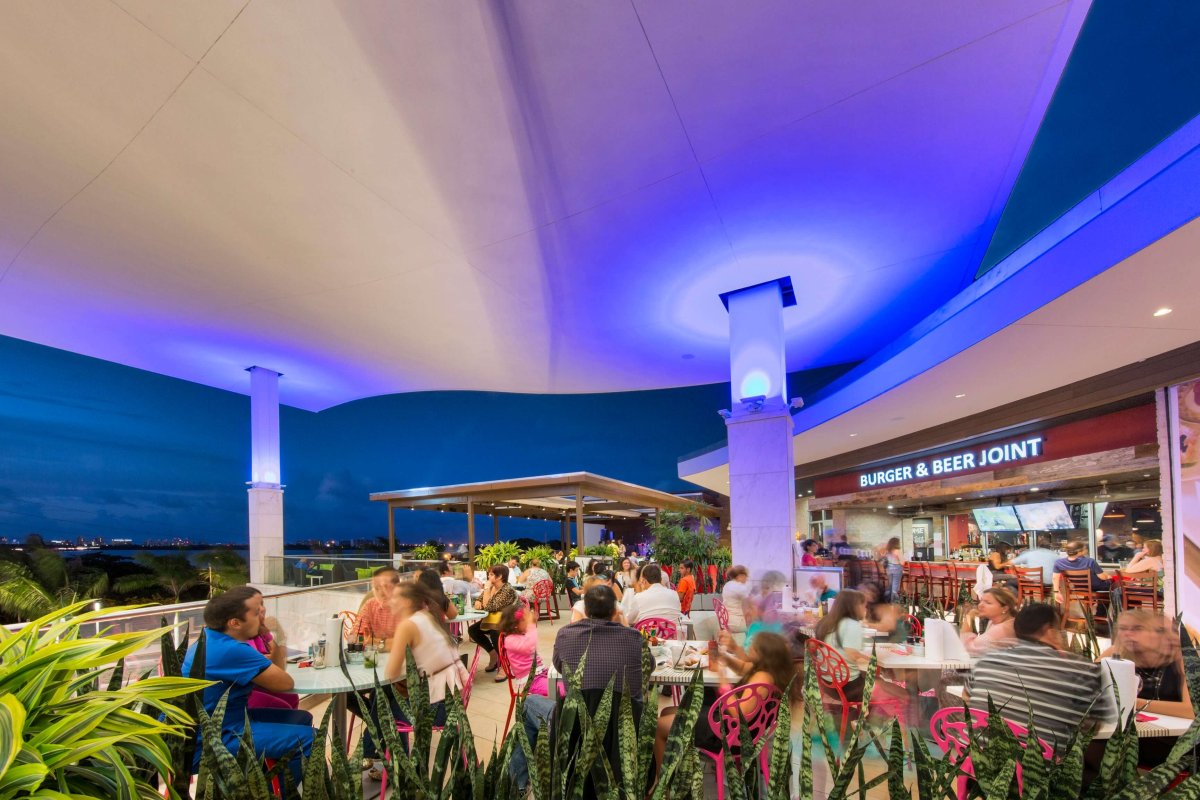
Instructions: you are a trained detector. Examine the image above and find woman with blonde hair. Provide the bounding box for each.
[960,586,1018,655]
[1123,539,1164,575]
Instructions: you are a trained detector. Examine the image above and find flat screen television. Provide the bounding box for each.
[971,506,1021,532]
[1015,500,1075,530]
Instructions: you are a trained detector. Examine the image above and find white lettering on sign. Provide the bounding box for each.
[856,436,1044,489]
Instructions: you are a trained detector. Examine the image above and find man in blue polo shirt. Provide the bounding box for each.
[182,586,313,783]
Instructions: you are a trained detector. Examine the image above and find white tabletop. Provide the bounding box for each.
[876,644,975,671]
[941,686,1194,740]
[546,640,739,687]
[287,660,400,695]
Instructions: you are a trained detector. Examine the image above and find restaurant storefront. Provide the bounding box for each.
[804,400,1161,566]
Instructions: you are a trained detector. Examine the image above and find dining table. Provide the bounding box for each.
[287,660,402,747]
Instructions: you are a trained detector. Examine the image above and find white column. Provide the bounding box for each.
[723,280,797,592]
[247,366,283,585]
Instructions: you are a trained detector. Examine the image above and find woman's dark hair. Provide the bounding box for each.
[744,631,796,691]
[587,560,611,576]
[490,564,510,582]
[726,565,748,581]
[886,537,901,551]
[416,568,450,615]
[813,589,866,642]
[990,542,1011,556]
[204,586,258,631]
[392,581,455,647]
[801,539,818,552]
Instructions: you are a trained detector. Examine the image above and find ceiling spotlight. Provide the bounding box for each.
[1030,487,1040,492]
[1153,307,1173,317]
[887,504,894,509]
[954,393,966,399]
[955,497,963,501]
[849,433,858,438]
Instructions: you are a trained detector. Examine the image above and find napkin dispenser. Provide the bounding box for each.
[1100,657,1138,727]
[324,615,345,668]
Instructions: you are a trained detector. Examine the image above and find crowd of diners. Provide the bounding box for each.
[179,533,1193,796]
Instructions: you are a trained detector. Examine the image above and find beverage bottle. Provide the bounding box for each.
[314,637,327,669]
[707,638,719,673]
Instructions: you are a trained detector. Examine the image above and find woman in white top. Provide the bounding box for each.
[616,557,638,590]
[960,586,1018,656]
[358,582,467,778]
[720,565,752,635]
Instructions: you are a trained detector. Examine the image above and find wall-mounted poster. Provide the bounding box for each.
[1170,380,1200,633]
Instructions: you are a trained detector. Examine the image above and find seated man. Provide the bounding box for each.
[510,585,643,792]
[622,563,682,628]
[181,586,313,786]
[564,561,583,605]
[675,560,697,615]
[356,566,401,649]
[965,602,1115,750]
[1011,535,1058,586]
[438,560,477,597]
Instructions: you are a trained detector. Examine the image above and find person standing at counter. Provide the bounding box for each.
[883,537,904,601]
[1011,535,1057,586]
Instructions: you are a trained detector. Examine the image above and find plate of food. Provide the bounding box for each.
[678,648,708,669]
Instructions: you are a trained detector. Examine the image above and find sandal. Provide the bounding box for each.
[367,767,383,782]
[494,674,507,682]
[361,758,373,771]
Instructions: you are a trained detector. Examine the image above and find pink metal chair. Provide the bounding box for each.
[380,646,482,797]
[697,682,781,800]
[713,597,730,632]
[929,707,1053,800]
[805,639,907,744]
[634,616,680,641]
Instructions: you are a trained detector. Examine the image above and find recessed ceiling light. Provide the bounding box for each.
[1030,487,1040,492]
[955,497,963,501]
[849,433,858,437]
[1153,307,1173,317]
[954,393,966,399]
[1143,473,1152,478]
[887,505,894,509]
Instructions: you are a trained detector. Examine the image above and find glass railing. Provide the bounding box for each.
[5,581,373,685]
[264,554,452,587]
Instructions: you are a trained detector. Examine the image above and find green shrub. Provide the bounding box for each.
[410,544,440,561]
[0,602,209,798]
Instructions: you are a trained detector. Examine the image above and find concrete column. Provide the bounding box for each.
[722,279,797,592]
[247,366,283,585]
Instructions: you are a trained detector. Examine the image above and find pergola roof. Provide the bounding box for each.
[369,472,719,521]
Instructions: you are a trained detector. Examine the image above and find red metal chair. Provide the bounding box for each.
[696,682,781,800]
[712,597,730,631]
[805,638,907,744]
[634,616,680,641]
[338,610,359,641]
[900,613,922,642]
[930,706,1053,800]
[531,579,558,623]
[495,634,531,739]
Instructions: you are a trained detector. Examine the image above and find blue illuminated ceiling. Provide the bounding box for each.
[0,2,1087,410]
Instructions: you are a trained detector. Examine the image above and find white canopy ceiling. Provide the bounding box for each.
[0,0,1085,409]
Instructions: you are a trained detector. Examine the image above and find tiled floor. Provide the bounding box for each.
[303,596,910,799]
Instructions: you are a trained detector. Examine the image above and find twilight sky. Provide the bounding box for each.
[0,334,849,545]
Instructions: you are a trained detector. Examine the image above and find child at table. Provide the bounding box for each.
[496,604,558,696]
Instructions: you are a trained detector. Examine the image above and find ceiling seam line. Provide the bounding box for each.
[628,0,738,257]
[0,0,256,288]
[694,1,1071,168]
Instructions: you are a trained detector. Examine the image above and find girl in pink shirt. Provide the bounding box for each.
[497,604,544,689]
